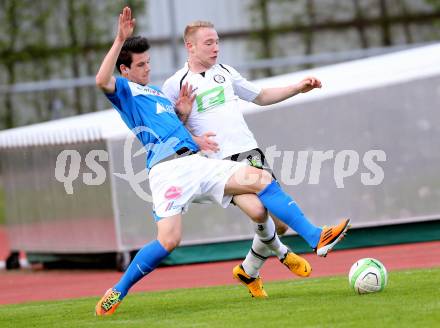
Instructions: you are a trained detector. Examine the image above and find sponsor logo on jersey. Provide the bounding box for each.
[196,86,225,112]
[128,82,164,97]
[156,102,175,114]
[213,74,225,84]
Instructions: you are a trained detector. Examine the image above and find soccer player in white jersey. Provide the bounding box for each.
[162,21,331,297]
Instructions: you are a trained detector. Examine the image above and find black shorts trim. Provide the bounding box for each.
[228,148,277,206]
[227,148,277,181]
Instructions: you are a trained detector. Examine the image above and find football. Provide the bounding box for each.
[349,258,388,294]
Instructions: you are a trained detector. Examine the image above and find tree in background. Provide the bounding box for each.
[248,0,275,77]
[2,0,440,129]
[426,0,440,31]
[248,0,440,78]
[0,0,145,129]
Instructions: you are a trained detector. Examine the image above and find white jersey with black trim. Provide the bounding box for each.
[162,62,262,159]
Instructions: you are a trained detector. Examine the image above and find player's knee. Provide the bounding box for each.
[245,168,273,193]
[258,170,273,190]
[158,234,181,251]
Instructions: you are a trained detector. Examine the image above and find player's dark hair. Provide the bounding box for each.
[116,36,150,73]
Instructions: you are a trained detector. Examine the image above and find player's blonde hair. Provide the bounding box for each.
[184,21,215,43]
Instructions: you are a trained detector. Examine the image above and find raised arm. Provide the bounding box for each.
[95,7,136,93]
[253,76,322,106]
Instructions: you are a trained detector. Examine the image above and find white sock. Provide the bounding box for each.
[241,218,289,277]
[255,217,289,259]
[241,235,271,278]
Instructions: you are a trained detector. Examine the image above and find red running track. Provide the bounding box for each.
[0,241,439,305]
[0,227,9,263]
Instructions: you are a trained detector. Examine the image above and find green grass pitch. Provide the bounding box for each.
[0,267,439,327]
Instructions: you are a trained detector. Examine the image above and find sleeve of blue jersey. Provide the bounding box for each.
[105,77,129,113]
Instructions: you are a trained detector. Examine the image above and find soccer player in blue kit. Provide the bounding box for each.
[95,7,350,316]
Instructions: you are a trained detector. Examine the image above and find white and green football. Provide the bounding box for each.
[349,258,388,294]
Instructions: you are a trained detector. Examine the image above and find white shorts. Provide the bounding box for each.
[148,154,246,219]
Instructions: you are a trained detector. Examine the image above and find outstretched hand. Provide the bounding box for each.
[297,77,322,93]
[175,82,196,121]
[117,7,136,42]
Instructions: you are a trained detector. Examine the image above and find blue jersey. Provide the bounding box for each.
[106,77,199,168]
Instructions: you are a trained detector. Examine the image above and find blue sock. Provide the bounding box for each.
[114,240,169,298]
[258,180,322,248]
